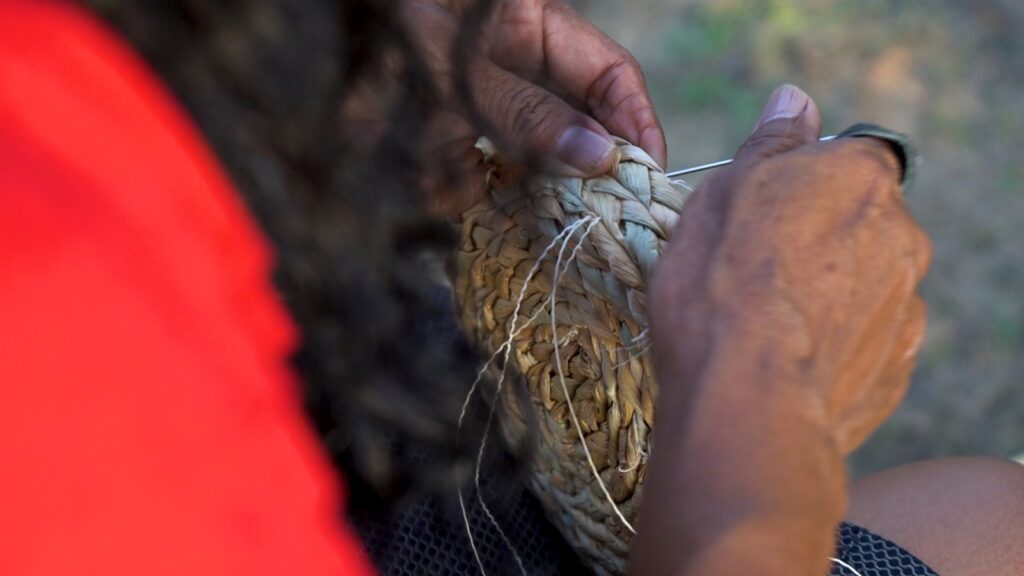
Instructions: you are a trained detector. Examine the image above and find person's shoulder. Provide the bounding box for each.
[0,1,113,63]
[0,0,275,284]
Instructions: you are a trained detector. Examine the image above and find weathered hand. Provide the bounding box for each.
[396,0,665,214]
[649,85,931,454]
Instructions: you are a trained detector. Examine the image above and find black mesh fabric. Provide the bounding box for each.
[352,478,940,576]
[349,285,587,576]
[348,287,938,576]
[350,445,587,576]
[830,523,939,576]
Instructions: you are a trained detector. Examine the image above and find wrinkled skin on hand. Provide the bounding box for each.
[346,0,665,215]
[649,89,931,455]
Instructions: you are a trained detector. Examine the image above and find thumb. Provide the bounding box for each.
[470,59,617,175]
[734,84,822,164]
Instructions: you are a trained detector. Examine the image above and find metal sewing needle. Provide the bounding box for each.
[665,134,838,178]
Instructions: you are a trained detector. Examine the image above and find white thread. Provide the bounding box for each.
[617,461,640,473]
[471,217,599,576]
[457,217,599,576]
[548,217,638,534]
[670,178,694,192]
[830,556,864,576]
[608,316,653,478]
[617,446,649,473]
[453,306,547,576]
[458,491,487,576]
[457,218,598,431]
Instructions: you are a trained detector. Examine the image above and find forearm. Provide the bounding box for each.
[631,83,924,576]
[630,333,847,576]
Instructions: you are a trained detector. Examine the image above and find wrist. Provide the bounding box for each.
[636,343,848,576]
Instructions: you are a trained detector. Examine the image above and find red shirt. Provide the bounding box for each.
[0,1,373,574]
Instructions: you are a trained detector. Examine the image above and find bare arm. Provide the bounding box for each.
[636,332,847,576]
[631,85,930,576]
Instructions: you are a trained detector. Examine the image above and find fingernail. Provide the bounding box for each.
[556,126,615,173]
[756,84,810,128]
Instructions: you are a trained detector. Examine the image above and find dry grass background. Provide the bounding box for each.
[574,0,1024,475]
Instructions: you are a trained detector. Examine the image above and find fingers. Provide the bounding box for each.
[539,1,667,167]
[407,0,662,174]
[889,296,928,397]
[401,0,618,176]
[421,144,488,216]
[481,0,666,170]
[467,56,618,175]
[836,295,927,453]
[832,139,932,284]
[829,194,928,452]
[485,0,547,81]
[734,84,822,165]
[418,113,489,216]
[842,137,906,191]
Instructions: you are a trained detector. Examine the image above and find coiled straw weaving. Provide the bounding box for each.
[454,139,692,574]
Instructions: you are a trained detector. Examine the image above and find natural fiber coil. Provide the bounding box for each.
[453,139,692,574]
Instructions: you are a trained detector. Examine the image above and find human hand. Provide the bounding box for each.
[394,0,665,214]
[649,85,931,454]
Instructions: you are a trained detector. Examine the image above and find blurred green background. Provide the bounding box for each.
[576,0,1024,475]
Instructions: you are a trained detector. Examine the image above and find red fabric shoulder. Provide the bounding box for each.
[0,1,373,574]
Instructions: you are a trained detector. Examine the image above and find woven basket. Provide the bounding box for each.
[453,139,692,575]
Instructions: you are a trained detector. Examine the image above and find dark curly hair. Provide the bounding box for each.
[82,0,519,508]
